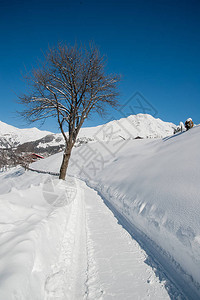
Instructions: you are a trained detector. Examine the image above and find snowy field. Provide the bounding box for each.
[0,125,200,299]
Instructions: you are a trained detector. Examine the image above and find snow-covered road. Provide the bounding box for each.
[44,178,180,300]
[81,180,171,300]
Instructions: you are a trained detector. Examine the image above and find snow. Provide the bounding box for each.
[33,125,200,297]
[77,127,200,297]
[0,117,200,298]
[0,169,77,299]
[78,113,176,140]
[81,180,171,299]
[186,118,192,122]
[0,168,174,299]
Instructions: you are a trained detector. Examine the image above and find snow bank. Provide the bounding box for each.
[0,168,76,299]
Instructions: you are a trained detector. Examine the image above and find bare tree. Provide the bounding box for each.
[19,43,120,180]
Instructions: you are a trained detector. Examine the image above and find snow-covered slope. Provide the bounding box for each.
[0,124,200,298]
[32,125,200,297]
[0,121,52,148]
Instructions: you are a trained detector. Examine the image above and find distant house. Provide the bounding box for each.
[31,153,44,161]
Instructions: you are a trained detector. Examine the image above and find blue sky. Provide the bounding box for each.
[0,0,200,132]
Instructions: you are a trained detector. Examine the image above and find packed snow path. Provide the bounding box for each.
[44,178,177,300]
[81,180,172,299]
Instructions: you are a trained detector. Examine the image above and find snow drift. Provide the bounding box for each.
[0,168,77,299]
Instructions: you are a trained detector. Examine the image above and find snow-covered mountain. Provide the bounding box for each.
[0,114,176,149]
[18,114,176,153]
[0,114,176,168]
[79,113,175,140]
[0,121,52,148]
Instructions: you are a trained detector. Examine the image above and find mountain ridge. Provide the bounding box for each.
[0,114,176,168]
[0,120,52,148]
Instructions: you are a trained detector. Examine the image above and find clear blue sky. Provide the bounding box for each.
[0,0,200,132]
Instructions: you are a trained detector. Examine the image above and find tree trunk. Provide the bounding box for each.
[59,145,72,180]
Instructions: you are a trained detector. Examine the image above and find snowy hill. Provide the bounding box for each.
[31,125,200,298]
[0,120,52,148]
